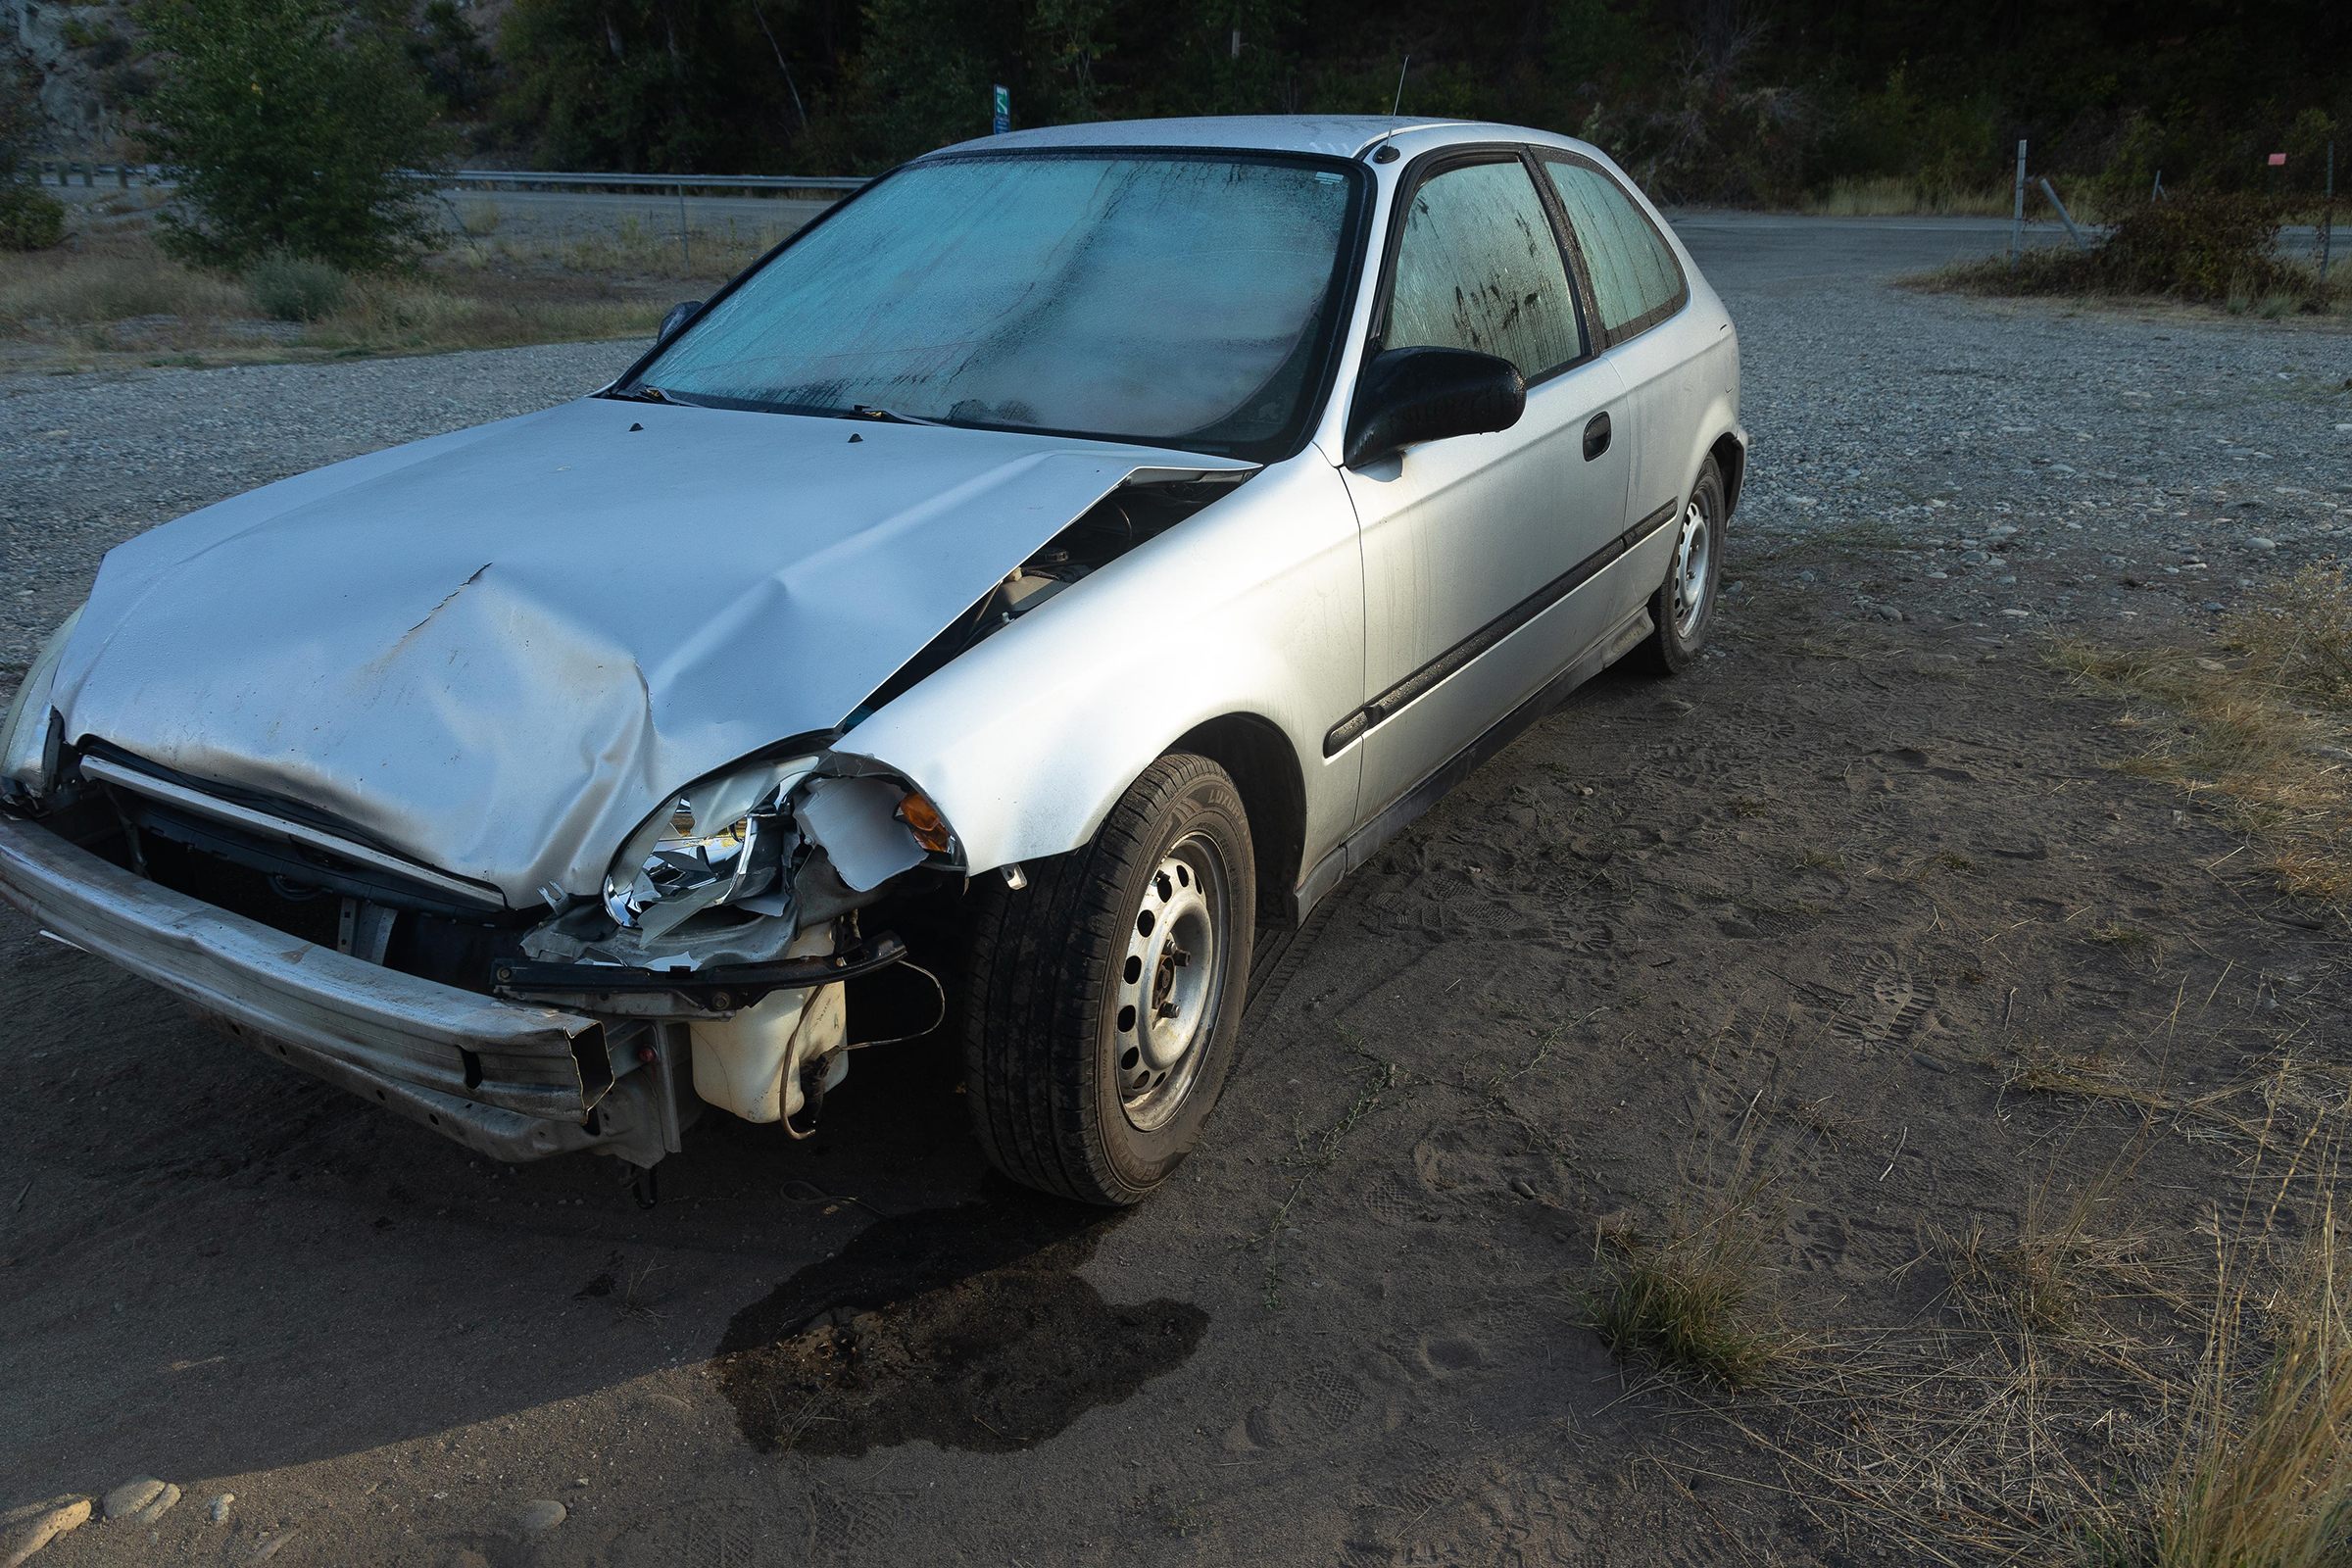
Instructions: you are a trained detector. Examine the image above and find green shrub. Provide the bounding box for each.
[2095,192,2298,301]
[0,184,66,251]
[1928,191,2337,311]
[138,0,451,270]
[244,252,349,320]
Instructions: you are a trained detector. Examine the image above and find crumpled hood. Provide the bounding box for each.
[53,397,1250,906]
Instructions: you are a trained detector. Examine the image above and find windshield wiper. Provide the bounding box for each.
[849,404,946,426]
[605,385,671,405]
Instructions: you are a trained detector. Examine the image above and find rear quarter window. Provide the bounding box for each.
[1542,159,1687,342]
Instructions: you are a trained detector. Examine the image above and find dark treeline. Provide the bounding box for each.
[461,0,2350,202]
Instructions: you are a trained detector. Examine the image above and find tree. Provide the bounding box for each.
[412,0,499,119]
[0,63,66,251]
[497,0,802,172]
[138,0,452,270]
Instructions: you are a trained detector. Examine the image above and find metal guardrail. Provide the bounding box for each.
[35,161,156,188]
[35,162,868,195]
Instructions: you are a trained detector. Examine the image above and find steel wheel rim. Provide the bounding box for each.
[1112,831,1230,1132]
[1672,497,1712,639]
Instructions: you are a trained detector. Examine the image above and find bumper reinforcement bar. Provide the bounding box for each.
[492,932,909,1009]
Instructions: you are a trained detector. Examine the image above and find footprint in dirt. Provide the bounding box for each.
[1826,955,1940,1053]
[710,1184,1204,1457]
[1226,1354,1379,1451]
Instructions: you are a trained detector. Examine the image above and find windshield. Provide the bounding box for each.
[625,151,1365,457]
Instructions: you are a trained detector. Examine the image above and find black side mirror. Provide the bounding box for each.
[1344,346,1526,467]
[658,300,704,344]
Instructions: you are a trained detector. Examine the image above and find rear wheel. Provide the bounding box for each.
[959,755,1256,1205]
[1631,456,1726,675]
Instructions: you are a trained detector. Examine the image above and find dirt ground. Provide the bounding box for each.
[3,218,2350,1566]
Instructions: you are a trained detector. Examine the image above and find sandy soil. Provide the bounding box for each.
[3,218,2349,1567]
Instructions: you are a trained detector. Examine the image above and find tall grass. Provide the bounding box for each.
[2146,1195,2352,1568]
[0,251,248,326]
[0,229,668,363]
[1800,176,2022,219]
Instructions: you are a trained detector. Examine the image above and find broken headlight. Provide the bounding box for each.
[602,756,816,937]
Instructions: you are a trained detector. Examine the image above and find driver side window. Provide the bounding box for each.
[1382,159,1586,380]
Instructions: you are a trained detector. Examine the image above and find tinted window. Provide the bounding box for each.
[632,154,1361,456]
[1381,159,1584,378]
[1544,160,1685,338]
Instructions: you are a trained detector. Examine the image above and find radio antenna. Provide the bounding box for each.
[1390,55,1409,116]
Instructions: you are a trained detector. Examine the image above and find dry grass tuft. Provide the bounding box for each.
[1943,1166,2161,1339]
[2049,567,2352,910]
[1587,1152,1789,1390]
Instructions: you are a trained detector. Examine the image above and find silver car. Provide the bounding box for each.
[0,117,1742,1204]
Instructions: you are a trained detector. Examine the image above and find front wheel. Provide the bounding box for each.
[1631,456,1726,676]
[959,755,1256,1205]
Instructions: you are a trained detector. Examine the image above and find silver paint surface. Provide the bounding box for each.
[51,397,1247,905]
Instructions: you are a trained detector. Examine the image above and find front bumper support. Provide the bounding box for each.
[493,932,908,1009]
[0,813,618,1155]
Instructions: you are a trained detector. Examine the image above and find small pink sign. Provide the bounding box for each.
[2268,152,2288,166]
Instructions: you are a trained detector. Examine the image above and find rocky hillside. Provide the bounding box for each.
[3,0,144,152]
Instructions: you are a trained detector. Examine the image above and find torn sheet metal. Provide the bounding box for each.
[49,398,1252,906]
[794,775,928,893]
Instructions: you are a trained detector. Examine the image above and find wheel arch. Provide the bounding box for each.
[1167,711,1307,929]
[1709,428,1746,516]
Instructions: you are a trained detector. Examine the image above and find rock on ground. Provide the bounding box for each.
[0,1497,89,1568]
[97,1479,165,1523]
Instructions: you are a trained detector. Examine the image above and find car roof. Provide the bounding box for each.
[926,115,1568,162]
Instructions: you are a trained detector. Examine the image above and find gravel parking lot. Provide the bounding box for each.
[3,217,2350,1567]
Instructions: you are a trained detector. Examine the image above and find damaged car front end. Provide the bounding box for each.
[0,447,1250,1178]
[0,687,952,1172]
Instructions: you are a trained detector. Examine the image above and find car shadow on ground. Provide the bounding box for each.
[0,940,1160,1494]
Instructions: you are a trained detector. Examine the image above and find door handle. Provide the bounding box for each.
[1583,413,1612,462]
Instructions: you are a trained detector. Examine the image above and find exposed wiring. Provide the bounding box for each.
[844,959,947,1050]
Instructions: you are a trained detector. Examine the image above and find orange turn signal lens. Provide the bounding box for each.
[896,790,952,854]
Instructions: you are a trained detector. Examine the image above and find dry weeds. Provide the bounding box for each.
[1941,1157,2166,1339]
[2050,568,2352,913]
[0,220,710,368]
[1713,1118,2347,1566]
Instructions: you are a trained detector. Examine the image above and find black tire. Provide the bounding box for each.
[1630,455,1727,676]
[959,755,1257,1205]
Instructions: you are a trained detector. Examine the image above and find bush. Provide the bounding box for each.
[244,252,349,321]
[2094,193,2298,301]
[1929,191,2336,311]
[0,183,65,252]
[138,0,451,270]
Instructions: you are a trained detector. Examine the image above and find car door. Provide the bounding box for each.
[1537,152,1697,628]
[1338,150,1630,826]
